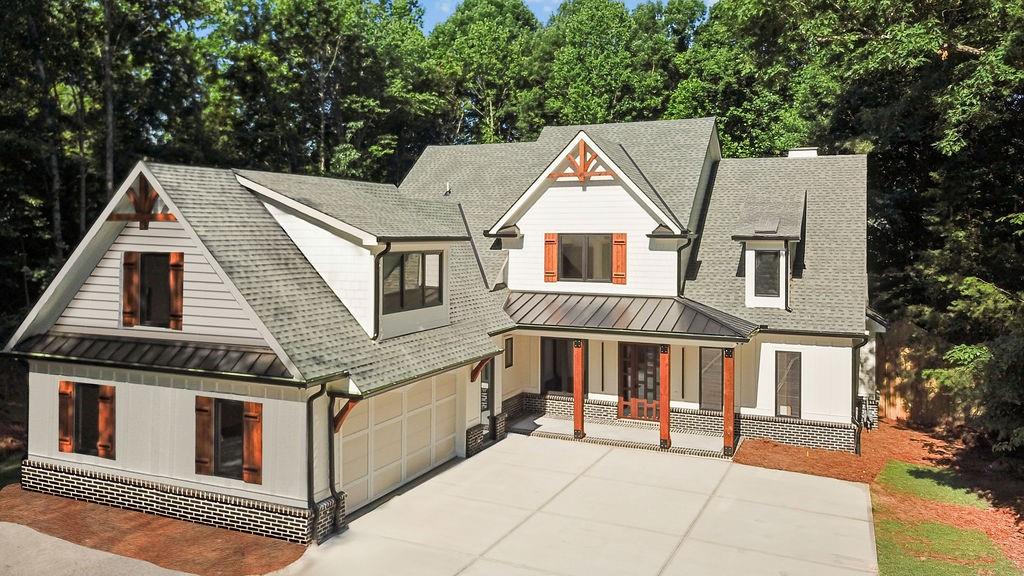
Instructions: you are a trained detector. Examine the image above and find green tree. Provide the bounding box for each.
[428,0,542,143]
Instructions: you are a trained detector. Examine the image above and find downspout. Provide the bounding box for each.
[371,242,392,340]
[851,335,869,455]
[327,396,340,528]
[675,237,694,297]
[306,383,327,540]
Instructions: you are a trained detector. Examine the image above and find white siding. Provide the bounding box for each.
[263,203,375,336]
[27,361,307,507]
[52,220,269,346]
[508,181,677,296]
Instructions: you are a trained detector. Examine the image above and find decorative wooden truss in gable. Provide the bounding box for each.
[546,140,614,185]
[107,174,177,230]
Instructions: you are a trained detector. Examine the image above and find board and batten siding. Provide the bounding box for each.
[52,220,269,347]
[26,361,308,507]
[507,181,677,295]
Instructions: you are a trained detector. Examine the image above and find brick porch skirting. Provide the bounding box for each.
[465,412,510,458]
[510,392,859,453]
[20,459,343,543]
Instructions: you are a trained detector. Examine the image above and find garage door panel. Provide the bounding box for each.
[373,420,403,471]
[407,379,432,411]
[343,371,464,513]
[373,462,402,497]
[435,373,456,399]
[374,390,403,424]
[342,401,369,434]
[434,436,455,464]
[405,409,431,454]
[435,396,456,438]
[342,434,369,484]
[406,447,431,479]
[344,478,369,510]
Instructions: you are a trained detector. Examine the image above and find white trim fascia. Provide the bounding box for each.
[146,164,305,382]
[235,174,379,247]
[487,131,683,236]
[4,161,144,351]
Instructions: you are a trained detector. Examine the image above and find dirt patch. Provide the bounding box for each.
[0,485,305,576]
[734,420,1024,572]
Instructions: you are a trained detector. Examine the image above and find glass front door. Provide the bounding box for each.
[619,343,660,421]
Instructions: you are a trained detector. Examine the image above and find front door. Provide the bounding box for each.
[619,343,660,421]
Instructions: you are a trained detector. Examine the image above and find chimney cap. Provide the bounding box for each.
[787,147,818,158]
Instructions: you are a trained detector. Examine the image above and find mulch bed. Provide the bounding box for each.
[0,485,305,576]
[734,420,1024,571]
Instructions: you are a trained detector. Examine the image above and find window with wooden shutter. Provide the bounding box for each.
[169,251,184,330]
[242,402,263,485]
[195,396,214,475]
[544,233,558,282]
[611,233,627,284]
[122,252,140,327]
[97,385,116,459]
[58,381,75,453]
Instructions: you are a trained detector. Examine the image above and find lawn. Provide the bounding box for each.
[876,460,990,509]
[735,421,1024,574]
[876,519,1019,576]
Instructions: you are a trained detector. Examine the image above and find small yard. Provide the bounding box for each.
[736,421,1024,575]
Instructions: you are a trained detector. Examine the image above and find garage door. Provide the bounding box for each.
[340,372,458,511]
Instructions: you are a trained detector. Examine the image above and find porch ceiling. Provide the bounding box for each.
[504,291,757,341]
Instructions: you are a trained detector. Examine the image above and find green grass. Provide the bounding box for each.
[876,519,1018,576]
[876,460,990,509]
[0,452,21,489]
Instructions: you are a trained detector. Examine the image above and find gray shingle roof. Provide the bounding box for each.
[147,163,510,393]
[537,118,717,229]
[235,169,466,240]
[683,155,868,334]
[399,118,717,285]
[506,291,756,340]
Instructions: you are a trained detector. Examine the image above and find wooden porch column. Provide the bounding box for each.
[573,339,585,439]
[723,348,736,456]
[658,345,671,449]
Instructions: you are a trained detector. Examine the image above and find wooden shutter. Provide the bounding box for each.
[97,385,116,459]
[242,402,263,485]
[544,233,558,282]
[58,381,75,453]
[195,396,214,475]
[611,233,627,284]
[169,251,184,330]
[122,252,140,327]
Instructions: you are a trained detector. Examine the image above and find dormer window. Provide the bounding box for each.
[140,253,171,327]
[382,252,442,315]
[122,251,184,329]
[742,241,787,309]
[753,251,781,297]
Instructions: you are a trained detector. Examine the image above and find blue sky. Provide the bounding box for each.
[421,0,661,31]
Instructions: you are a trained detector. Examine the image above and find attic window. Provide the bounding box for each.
[753,251,781,297]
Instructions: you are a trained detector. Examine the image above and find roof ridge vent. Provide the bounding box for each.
[787,147,818,158]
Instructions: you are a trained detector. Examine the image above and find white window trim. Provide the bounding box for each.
[744,240,787,309]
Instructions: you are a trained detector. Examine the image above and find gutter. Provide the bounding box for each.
[675,237,694,297]
[371,242,392,340]
[305,383,327,539]
[851,334,870,455]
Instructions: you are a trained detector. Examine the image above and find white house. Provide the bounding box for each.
[3,118,881,544]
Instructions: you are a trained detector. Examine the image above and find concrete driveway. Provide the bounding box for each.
[279,434,878,576]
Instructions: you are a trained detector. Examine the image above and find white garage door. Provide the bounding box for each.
[340,372,458,511]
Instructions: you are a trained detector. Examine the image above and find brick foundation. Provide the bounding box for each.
[20,459,342,543]
[510,392,859,453]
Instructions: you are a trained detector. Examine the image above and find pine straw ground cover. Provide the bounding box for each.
[734,421,1024,574]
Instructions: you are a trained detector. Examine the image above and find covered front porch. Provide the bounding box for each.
[497,291,762,457]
